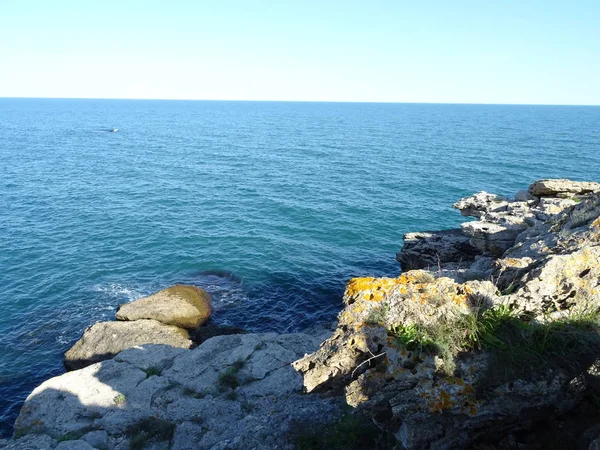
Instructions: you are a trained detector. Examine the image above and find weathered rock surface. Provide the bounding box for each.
[116,285,212,329]
[529,179,600,197]
[294,180,600,449]
[14,334,343,450]
[396,229,480,271]
[64,320,193,370]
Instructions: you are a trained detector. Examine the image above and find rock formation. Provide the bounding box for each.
[64,285,212,370]
[295,179,600,449]
[63,320,193,371]
[5,179,600,450]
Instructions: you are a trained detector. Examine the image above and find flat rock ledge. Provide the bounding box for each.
[9,334,343,450]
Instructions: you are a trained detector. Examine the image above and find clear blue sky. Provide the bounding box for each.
[1,0,599,104]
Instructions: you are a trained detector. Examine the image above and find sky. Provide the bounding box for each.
[1,0,599,104]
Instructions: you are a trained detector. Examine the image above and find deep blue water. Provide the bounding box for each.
[1,99,599,436]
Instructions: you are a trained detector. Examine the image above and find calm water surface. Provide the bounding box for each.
[1,100,599,435]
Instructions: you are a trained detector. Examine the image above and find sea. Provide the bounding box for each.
[0,99,599,436]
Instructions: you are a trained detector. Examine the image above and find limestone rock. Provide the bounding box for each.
[514,189,537,202]
[529,179,600,197]
[461,220,528,256]
[116,285,211,329]
[15,335,344,450]
[64,320,192,370]
[0,435,57,449]
[297,182,600,449]
[453,191,509,218]
[396,229,480,271]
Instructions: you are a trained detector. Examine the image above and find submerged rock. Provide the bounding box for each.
[116,285,212,329]
[64,320,193,370]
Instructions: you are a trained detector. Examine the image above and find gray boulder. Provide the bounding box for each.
[64,320,192,370]
[116,285,211,329]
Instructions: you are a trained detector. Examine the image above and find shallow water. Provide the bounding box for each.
[1,99,599,435]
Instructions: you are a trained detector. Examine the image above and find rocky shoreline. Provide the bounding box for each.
[2,179,600,450]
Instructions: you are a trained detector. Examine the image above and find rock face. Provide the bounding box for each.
[64,320,193,370]
[396,229,480,271]
[116,285,212,329]
[294,180,600,450]
[14,335,343,450]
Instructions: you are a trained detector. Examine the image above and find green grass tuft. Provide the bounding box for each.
[143,367,161,378]
[290,413,395,450]
[388,304,600,382]
[126,417,175,450]
[218,358,246,391]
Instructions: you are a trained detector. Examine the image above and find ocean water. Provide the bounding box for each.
[0,99,599,435]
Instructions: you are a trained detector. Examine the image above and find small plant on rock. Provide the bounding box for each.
[125,417,175,450]
[289,413,395,449]
[218,358,246,391]
[143,367,161,378]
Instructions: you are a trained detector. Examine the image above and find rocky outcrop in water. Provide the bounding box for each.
[116,285,212,329]
[64,285,213,370]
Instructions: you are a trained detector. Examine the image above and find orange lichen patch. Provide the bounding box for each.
[430,390,453,413]
[591,217,600,229]
[345,277,402,302]
[502,258,523,267]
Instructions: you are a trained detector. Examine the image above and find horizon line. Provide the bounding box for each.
[1,96,599,107]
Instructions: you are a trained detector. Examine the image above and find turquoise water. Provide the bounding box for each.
[1,99,599,435]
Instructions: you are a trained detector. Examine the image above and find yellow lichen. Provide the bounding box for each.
[345,277,402,302]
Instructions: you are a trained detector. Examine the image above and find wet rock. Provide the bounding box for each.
[55,441,96,450]
[116,285,211,329]
[64,320,192,370]
[529,179,600,197]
